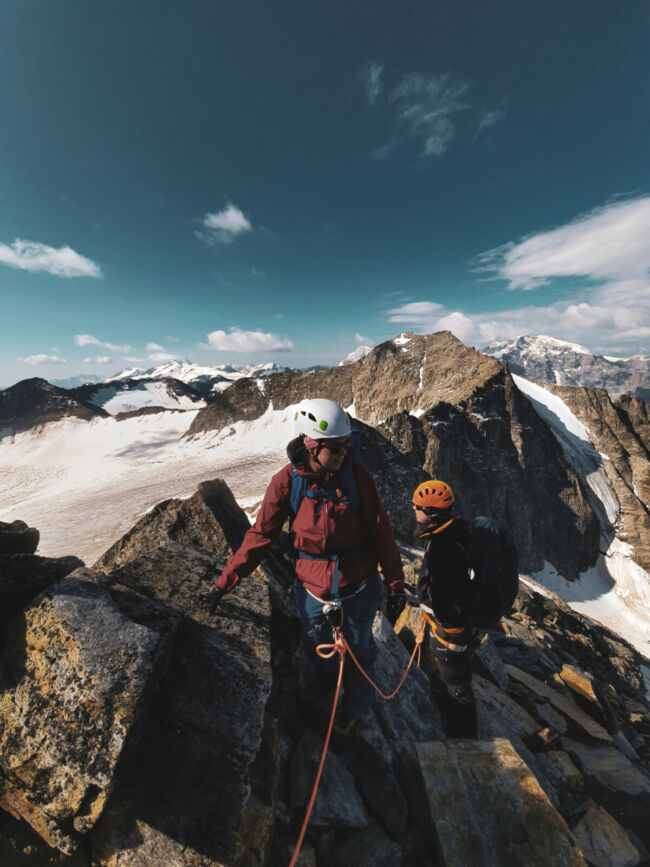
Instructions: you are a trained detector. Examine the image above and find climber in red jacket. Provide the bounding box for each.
[205,398,405,735]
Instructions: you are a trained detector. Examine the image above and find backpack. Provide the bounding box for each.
[454,516,519,628]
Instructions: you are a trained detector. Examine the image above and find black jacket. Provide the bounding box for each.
[417,517,474,627]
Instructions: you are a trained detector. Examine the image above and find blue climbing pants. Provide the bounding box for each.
[294,573,383,719]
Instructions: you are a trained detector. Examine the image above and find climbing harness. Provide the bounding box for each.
[288,607,427,867]
[421,611,470,653]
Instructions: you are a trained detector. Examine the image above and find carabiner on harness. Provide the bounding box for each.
[323,600,344,630]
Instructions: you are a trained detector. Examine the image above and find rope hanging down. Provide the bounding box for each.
[288,614,427,867]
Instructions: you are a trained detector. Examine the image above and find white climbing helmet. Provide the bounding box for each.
[293,398,351,440]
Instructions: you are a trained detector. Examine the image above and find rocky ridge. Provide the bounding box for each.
[0,379,108,434]
[0,481,649,865]
[188,331,600,580]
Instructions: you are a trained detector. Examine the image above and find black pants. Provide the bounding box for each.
[431,642,477,739]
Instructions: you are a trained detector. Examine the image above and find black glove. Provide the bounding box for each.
[386,588,407,625]
[201,584,226,614]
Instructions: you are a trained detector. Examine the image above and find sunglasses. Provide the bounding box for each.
[322,440,350,455]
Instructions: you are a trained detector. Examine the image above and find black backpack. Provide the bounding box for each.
[455,516,519,628]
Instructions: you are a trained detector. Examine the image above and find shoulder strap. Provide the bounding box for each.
[339,462,361,511]
[289,466,309,524]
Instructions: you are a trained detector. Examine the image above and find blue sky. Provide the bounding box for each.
[1,0,649,385]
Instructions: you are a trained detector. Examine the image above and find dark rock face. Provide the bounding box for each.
[0,553,84,631]
[0,379,107,433]
[188,331,599,578]
[486,334,650,401]
[547,385,650,574]
[0,520,40,555]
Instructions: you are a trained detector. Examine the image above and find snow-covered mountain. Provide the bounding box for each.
[486,334,650,401]
[107,360,298,398]
[337,344,373,366]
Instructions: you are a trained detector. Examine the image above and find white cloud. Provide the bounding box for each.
[74,334,131,353]
[21,354,67,365]
[146,342,166,352]
[358,61,384,105]
[148,352,179,363]
[199,204,252,245]
[477,196,650,291]
[0,239,101,278]
[206,327,294,352]
[165,335,180,343]
[362,66,506,159]
[354,333,373,345]
[83,355,112,365]
[125,356,146,363]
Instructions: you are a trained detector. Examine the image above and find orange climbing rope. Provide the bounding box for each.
[288,614,427,867]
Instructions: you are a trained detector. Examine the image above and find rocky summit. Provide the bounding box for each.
[0,479,649,866]
[0,379,108,434]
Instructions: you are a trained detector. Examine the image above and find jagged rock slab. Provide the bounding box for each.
[505,665,612,742]
[416,738,586,866]
[559,664,599,703]
[561,737,650,849]
[371,614,443,743]
[0,575,171,854]
[289,729,368,830]
[0,553,84,631]
[0,520,40,555]
[572,802,640,867]
[0,810,91,865]
[90,541,274,866]
[94,478,249,571]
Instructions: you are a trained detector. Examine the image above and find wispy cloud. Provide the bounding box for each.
[74,334,131,353]
[165,335,180,343]
[198,203,252,245]
[83,355,112,365]
[146,342,166,352]
[205,327,294,352]
[21,354,67,365]
[476,196,650,290]
[0,239,102,278]
[358,61,384,106]
[125,356,146,363]
[354,332,373,345]
[360,64,506,159]
[386,197,650,353]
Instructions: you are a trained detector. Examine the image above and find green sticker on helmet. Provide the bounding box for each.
[319,420,328,431]
[294,411,299,420]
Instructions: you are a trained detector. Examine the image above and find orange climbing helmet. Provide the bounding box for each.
[412,480,454,511]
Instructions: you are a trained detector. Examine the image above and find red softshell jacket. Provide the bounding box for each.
[217,462,405,598]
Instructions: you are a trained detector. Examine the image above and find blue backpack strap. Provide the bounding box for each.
[338,463,360,511]
[289,466,308,523]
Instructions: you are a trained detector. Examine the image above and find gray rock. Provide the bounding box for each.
[371,614,443,743]
[474,633,509,689]
[573,802,640,867]
[94,478,250,571]
[560,738,650,797]
[330,823,403,867]
[289,730,368,830]
[91,542,274,866]
[0,553,84,631]
[0,575,171,854]
[0,520,40,555]
[416,738,586,866]
[536,702,569,735]
[353,714,409,835]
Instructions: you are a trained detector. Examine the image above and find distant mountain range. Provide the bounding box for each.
[485,335,650,401]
